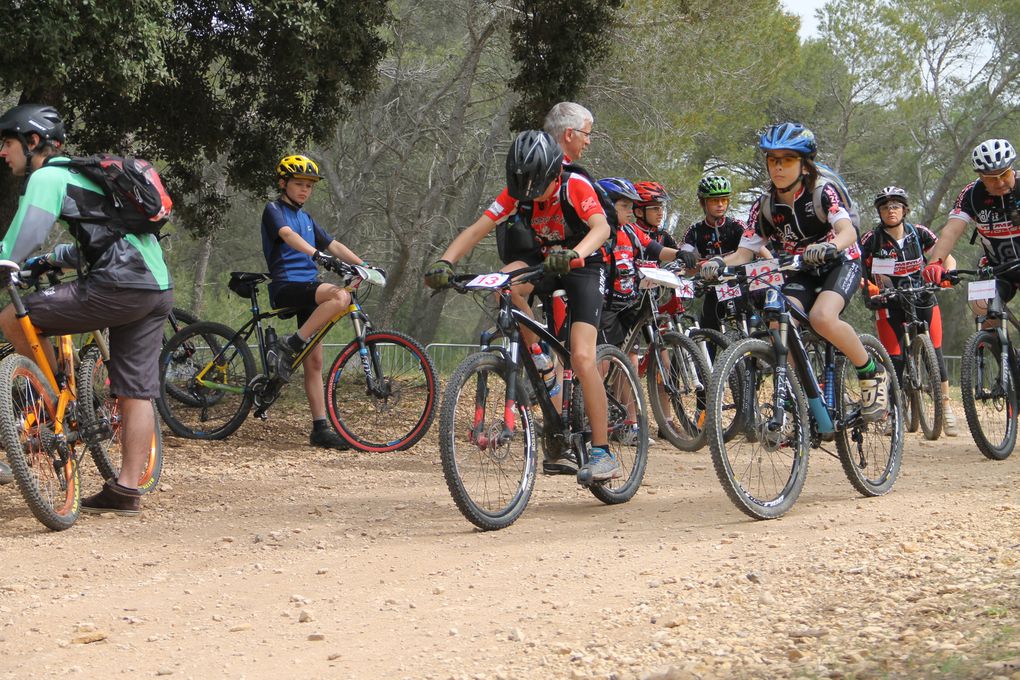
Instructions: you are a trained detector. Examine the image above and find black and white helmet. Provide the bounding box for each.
[506,130,564,201]
[972,139,1016,173]
[874,186,909,209]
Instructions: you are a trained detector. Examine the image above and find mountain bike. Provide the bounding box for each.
[157,261,438,451]
[0,261,163,530]
[952,261,1020,460]
[438,263,648,531]
[866,281,945,440]
[618,263,709,451]
[704,254,904,520]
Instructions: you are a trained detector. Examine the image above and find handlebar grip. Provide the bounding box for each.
[569,257,585,270]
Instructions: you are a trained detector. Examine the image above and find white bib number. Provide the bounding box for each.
[871,258,896,276]
[968,279,997,301]
[744,259,784,292]
[676,278,696,299]
[717,282,743,301]
[466,273,510,290]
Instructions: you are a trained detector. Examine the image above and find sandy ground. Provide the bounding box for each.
[1,409,1019,680]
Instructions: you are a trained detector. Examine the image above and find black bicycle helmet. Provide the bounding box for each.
[506,130,564,201]
[0,104,65,145]
[874,186,909,209]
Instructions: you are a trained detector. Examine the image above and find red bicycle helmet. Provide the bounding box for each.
[634,181,669,206]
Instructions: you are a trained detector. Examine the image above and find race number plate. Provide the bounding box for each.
[968,279,997,301]
[676,278,696,299]
[870,258,896,276]
[716,282,743,301]
[745,259,784,292]
[465,273,510,290]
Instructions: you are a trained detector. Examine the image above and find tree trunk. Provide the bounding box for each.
[191,232,214,316]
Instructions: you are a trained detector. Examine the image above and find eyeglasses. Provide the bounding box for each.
[570,128,592,139]
[766,155,801,169]
[878,203,904,211]
[979,167,1014,182]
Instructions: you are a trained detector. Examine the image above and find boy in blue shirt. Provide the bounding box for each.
[261,154,373,450]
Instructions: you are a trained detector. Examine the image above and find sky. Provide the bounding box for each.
[781,0,829,40]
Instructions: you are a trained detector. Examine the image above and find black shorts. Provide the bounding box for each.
[599,303,643,348]
[26,281,174,399]
[782,258,862,312]
[530,261,606,329]
[270,281,321,327]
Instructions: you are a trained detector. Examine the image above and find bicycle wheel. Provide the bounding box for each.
[960,330,1017,460]
[326,330,438,452]
[688,327,744,442]
[577,344,649,504]
[0,354,80,530]
[439,351,536,530]
[910,334,943,440]
[905,383,920,433]
[705,338,810,520]
[78,346,164,492]
[648,331,709,451]
[834,334,904,496]
[165,307,198,343]
[157,321,256,439]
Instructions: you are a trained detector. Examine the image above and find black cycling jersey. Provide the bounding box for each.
[681,217,745,259]
[740,182,858,260]
[637,224,678,250]
[860,222,937,284]
[948,179,1020,265]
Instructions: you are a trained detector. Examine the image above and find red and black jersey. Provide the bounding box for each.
[739,182,859,260]
[681,217,745,259]
[948,180,1020,265]
[860,223,937,284]
[484,174,606,251]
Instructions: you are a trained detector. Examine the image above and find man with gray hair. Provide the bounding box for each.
[544,101,593,163]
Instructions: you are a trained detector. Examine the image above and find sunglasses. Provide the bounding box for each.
[979,167,1014,181]
[766,155,801,169]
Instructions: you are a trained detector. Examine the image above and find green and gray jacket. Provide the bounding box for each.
[0,156,172,291]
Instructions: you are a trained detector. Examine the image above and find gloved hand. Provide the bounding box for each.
[312,250,339,270]
[545,248,579,275]
[922,259,946,284]
[863,281,882,310]
[679,250,699,269]
[424,260,454,289]
[700,256,726,282]
[803,241,837,266]
[24,254,53,278]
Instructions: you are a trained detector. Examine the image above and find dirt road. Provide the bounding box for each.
[1,411,1018,679]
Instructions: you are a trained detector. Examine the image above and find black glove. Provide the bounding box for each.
[312,250,339,270]
[700,256,726,282]
[803,242,837,266]
[679,250,699,269]
[545,248,579,275]
[424,260,454,289]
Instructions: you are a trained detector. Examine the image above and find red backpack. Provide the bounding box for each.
[68,154,173,235]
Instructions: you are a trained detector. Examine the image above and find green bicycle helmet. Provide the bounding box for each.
[697,175,732,199]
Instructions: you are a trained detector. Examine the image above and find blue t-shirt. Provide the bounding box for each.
[260,199,334,296]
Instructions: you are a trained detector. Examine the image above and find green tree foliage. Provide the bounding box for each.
[508,0,624,130]
[0,0,389,234]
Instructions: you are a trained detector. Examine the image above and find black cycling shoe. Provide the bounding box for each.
[542,450,578,476]
[267,339,297,382]
[310,427,351,451]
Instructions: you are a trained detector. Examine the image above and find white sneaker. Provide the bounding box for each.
[859,364,889,424]
[943,400,959,437]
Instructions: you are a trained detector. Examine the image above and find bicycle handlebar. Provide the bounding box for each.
[442,259,585,294]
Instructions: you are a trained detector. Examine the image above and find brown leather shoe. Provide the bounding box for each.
[82,480,142,516]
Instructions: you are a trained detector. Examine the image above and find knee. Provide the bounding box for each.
[571,345,596,370]
[809,308,836,331]
[303,354,324,373]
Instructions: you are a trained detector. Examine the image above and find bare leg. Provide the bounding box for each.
[117,397,154,489]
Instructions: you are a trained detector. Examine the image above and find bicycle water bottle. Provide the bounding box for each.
[531,343,559,396]
[265,326,278,351]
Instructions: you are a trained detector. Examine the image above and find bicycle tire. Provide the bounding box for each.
[687,327,744,442]
[438,351,536,531]
[834,334,904,496]
[648,331,710,451]
[157,321,257,439]
[78,346,164,492]
[0,354,80,530]
[163,309,216,408]
[576,344,649,504]
[325,329,438,452]
[705,338,810,520]
[905,384,920,433]
[960,330,1017,460]
[910,334,943,440]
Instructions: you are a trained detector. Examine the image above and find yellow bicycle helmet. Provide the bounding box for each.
[276,154,324,182]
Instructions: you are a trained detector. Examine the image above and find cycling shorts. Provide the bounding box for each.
[782,258,862,312]
[270,281,323,327]
[529,260,606,329]
[26,281,174,400]
[599,302,643,348]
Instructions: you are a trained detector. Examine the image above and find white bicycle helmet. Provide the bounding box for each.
[972,139,1017,173]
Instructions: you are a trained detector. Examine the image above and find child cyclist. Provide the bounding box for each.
[700,122,889,422]
[633,181,678,249]
[860,186,958,436]
[596,177,683,443]
[680,176,746,332]
[424,130,619,481]
[262,154,381,450]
